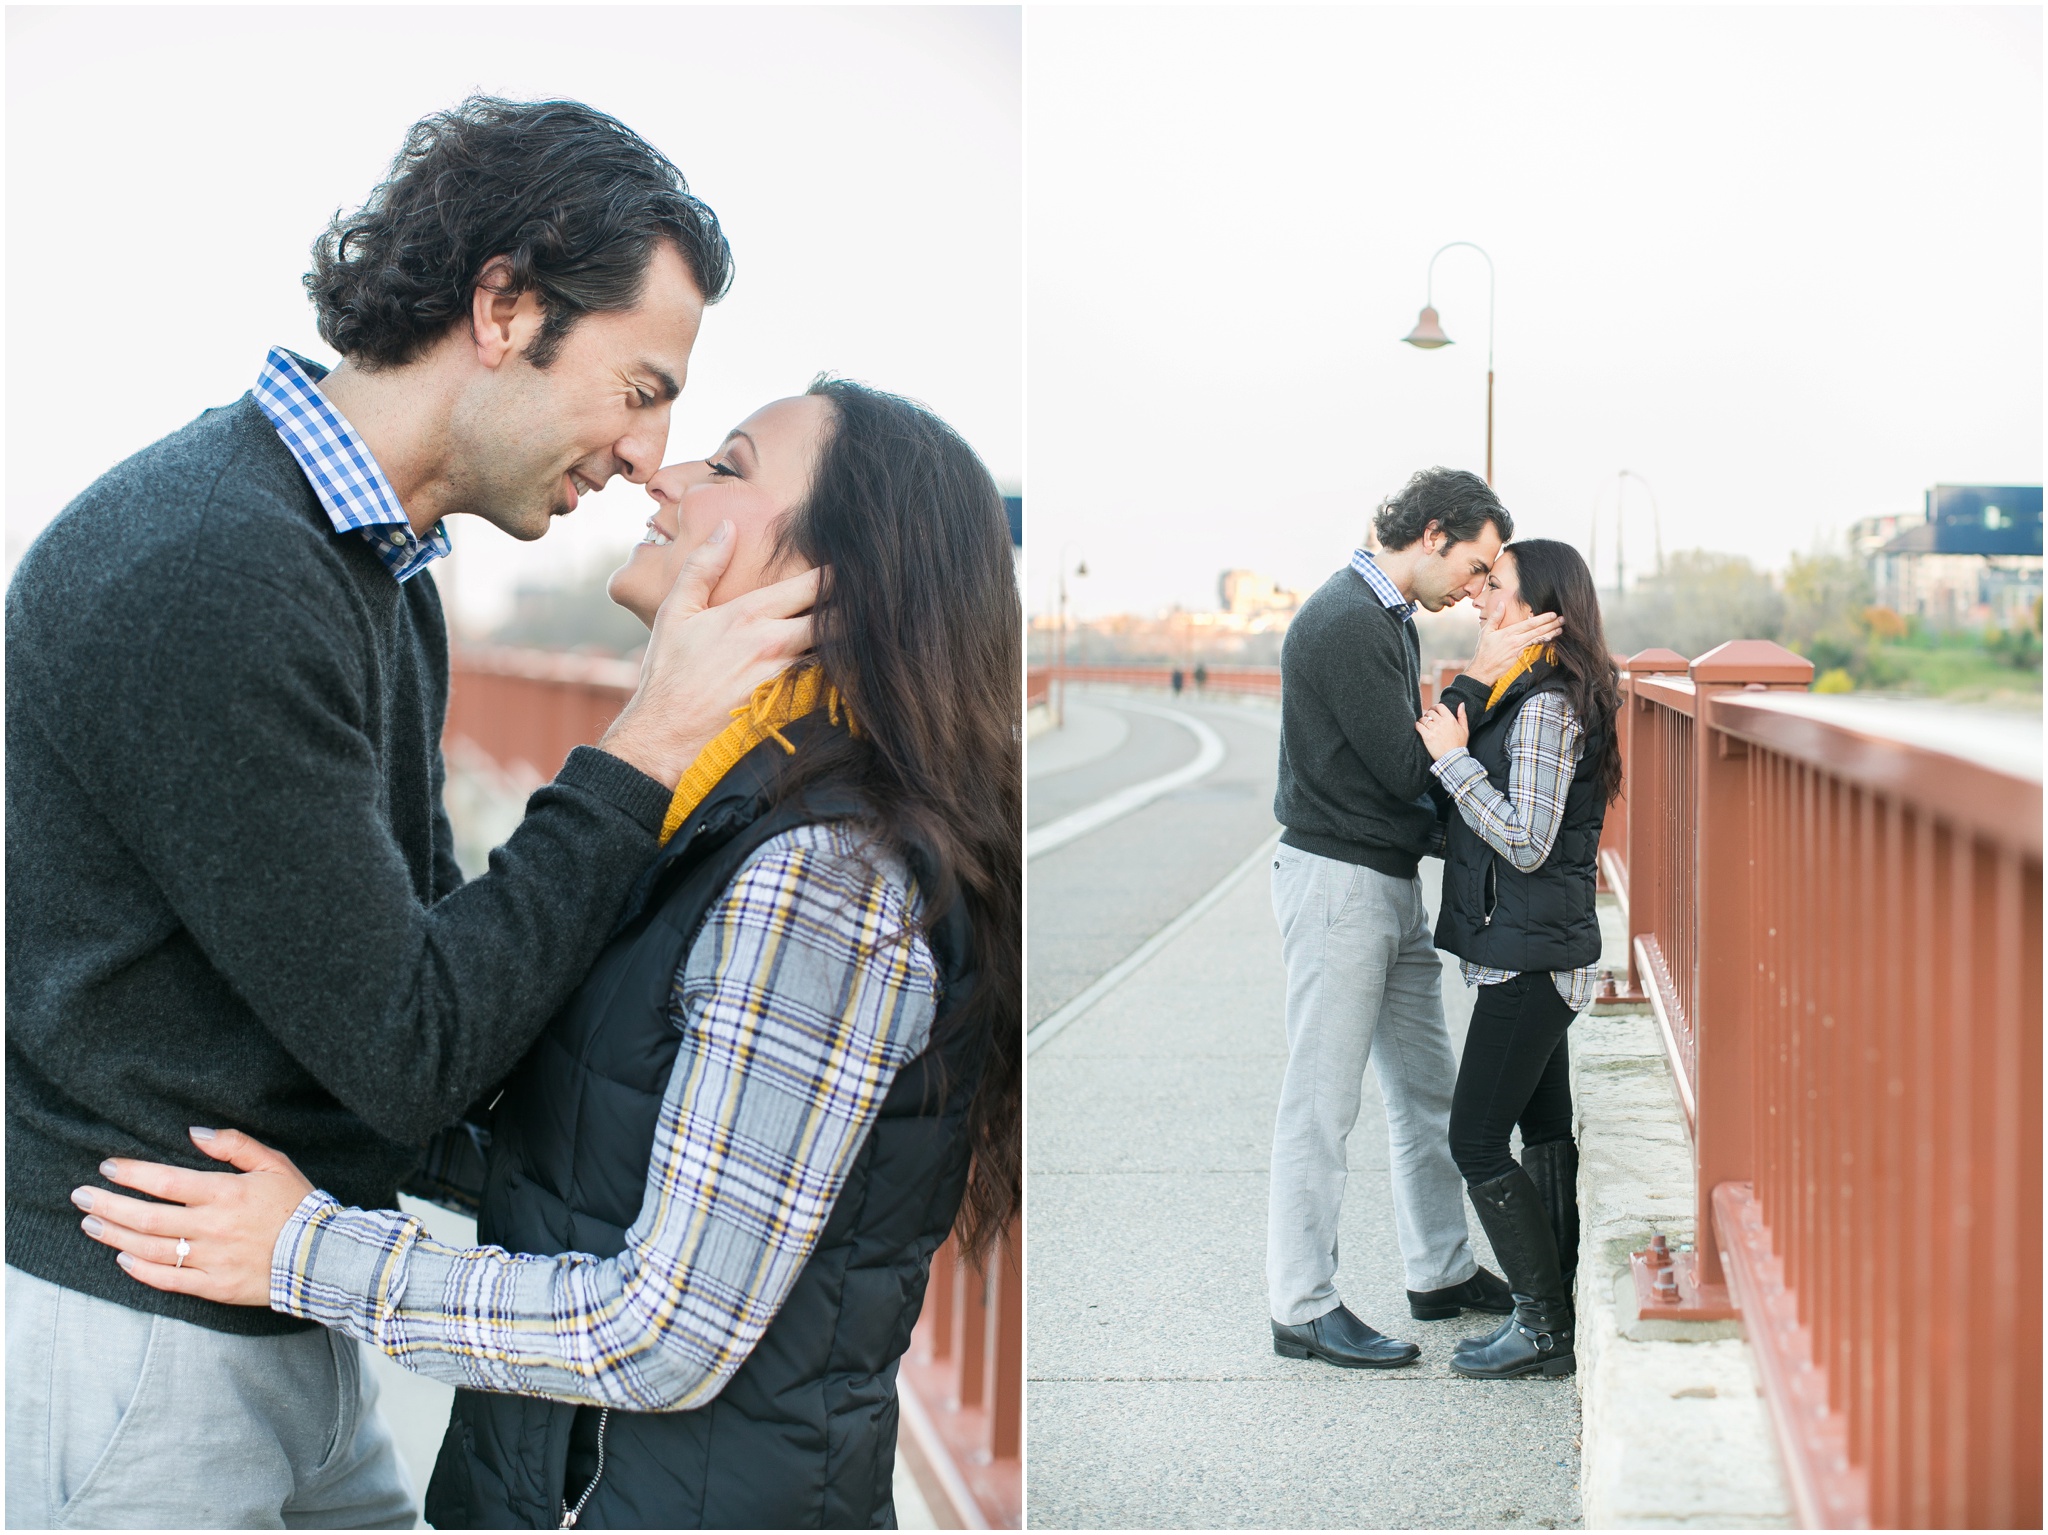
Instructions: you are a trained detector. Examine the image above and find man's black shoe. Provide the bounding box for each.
[1271,1305,1421,1369]
[1408,1266,1515,1320]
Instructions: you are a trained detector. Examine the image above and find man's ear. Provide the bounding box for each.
[1422,520,1444,557]
[469,256,546,369]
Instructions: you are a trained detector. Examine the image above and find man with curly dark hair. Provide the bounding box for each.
[5,97,813,1527]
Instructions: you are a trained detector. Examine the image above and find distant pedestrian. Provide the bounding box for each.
[1416,538,1619,1381]
[1170,666,1185,695]
[1194,661,1208,691]
[1268,467,1559,1370]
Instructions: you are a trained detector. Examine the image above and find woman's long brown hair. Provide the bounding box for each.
[768,377,1021,1265]
[1503,538,1624,804]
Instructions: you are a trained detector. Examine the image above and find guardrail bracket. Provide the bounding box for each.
[1629,1232,1736,1322]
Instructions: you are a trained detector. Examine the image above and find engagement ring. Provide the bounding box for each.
[175,1238,190,1269]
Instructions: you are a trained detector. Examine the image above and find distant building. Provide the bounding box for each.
[1217,569,1300,620]
[1858,485,2043,629]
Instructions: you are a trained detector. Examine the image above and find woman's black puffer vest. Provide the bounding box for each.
[424,719,982,1530]
[1433,664,1611,973]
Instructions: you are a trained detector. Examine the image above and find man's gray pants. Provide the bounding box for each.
[1266,844,1476,1326]
[6,1265,417,1529]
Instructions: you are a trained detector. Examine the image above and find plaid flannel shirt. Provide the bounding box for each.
[253,347,451,583]
[1429,690,1601,1011]
[269,822,939,1411]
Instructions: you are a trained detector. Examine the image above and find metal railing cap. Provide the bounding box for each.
[1713,690,2044,785]
[1689,639,1815,686]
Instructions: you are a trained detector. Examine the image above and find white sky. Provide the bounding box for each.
[7,5,1020,634]
[1025,4,2042,619]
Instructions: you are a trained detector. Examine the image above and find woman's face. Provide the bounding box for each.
[1479,549,1534,629]
[607,394,833,625]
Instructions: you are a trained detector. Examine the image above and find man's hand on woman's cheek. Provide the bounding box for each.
[1465,610,1565,685]
[600,520,826,785]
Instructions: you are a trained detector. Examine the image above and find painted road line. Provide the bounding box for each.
[1025,699,1224,860]
[1027,829,1282,1057]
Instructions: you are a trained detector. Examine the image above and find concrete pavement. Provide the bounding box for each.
[1029,691,1289,1027]
[1026,686,1583,1529]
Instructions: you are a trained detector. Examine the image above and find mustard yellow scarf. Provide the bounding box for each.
[1486,643,1560,710]
[658,664,857,845]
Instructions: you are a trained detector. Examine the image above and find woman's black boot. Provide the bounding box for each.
[1520,1137,1580,1298]
[1452,1167,1575,1379]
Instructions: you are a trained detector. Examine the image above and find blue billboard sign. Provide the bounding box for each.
[1921,485,2042,556]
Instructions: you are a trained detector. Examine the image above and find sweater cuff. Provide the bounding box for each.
[558,744,674,836]
[1441,673,1491,714]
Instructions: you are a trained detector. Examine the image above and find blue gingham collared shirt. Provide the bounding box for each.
[253,347,451,583]
[1350,547,1418,618]
[269,823,940,1411]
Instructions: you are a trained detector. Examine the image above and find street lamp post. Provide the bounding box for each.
[1402,241,1497,486]
[1592,468,1666,595]
[1053,542,1087,729]
[1619,468,1665,582]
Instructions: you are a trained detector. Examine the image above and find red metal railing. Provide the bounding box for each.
[445,644,640,781]
[1037,662,1472,707]
[1033,662,1283,699]
[446,646,1024,1529]
[898,1223,1024,1529]
[1607,641,2042,1528]
[1026,667,1049,709]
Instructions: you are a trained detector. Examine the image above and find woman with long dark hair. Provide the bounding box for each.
[75,378,1022,1528]
[1414,537,1620,1382]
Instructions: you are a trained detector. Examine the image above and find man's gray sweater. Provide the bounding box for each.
[6,396,674,1334]
[1274,565,1483,879]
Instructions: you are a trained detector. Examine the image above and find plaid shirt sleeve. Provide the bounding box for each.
[1427,692,1583,874]
[268,822,938,1411]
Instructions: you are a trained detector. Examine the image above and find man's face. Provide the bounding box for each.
[1408,521,1504,613]
[446,241,706,540]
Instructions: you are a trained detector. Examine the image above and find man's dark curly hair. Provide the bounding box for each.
[1372,466,1513,551]
[306,96,733,370]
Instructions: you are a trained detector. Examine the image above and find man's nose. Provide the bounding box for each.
[613,403,675,486]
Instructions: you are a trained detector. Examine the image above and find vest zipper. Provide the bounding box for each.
[1482,859,1498,927]
[558,1409,610,1529]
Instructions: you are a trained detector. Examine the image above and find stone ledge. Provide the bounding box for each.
[1571,1008,1794,1530]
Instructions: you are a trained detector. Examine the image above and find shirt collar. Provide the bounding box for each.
[253,347,450,583]
[1349,547,1418,618]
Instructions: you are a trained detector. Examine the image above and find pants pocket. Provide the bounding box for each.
[49,1296,161,1524]
[1322,859,1364,927]
[314,1329,357,1475]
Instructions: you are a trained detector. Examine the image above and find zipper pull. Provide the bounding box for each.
[560,1510,578,1530]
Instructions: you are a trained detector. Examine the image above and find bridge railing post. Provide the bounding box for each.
[1617,650,1689,1003]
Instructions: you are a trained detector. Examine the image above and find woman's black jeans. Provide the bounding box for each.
[1449,973,1578,1185]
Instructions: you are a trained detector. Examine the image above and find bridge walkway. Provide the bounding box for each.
[1027,685,1587,1529]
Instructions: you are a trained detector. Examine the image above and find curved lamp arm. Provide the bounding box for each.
[1425,241,1495,370]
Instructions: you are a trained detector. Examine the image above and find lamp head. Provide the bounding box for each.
[1402,305,1453,349]
[1075,559,1089,578]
